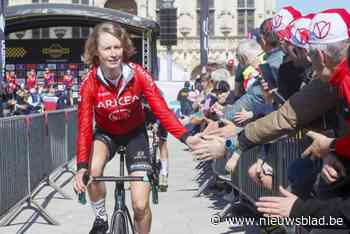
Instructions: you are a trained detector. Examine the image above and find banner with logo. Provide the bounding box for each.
[6,38,143,65]
[199,0,208,67]
[0,0,5,83]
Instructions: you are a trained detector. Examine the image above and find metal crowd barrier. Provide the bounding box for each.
[238,144,276,202]
[0,108,77,226]
[237,136,311,202]
[192,134,316,220]
[0,117,28,223]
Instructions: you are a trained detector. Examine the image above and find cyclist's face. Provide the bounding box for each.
[97,32,123,71]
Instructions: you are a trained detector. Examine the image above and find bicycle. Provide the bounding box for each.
[78,146,159,234]
[148,123,172,192]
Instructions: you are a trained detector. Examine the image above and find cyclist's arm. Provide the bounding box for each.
[76,76,94,170]
[136,65,190,143]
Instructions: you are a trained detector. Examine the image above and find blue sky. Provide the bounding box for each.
[277,0,350,14]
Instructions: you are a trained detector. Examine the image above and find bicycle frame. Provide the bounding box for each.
[80,146,158,234]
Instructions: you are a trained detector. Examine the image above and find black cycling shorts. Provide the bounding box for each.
[93,126,152,173]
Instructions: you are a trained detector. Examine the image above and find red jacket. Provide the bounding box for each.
[26,75,36,90]
[329,59,350,159]
[63,74,73,89]
[77,63,189,170]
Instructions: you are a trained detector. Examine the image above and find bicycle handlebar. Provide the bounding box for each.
[78,172,158,205]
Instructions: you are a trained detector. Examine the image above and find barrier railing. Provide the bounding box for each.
[0,116,29,222]
[0,108,77,226]
[235,136,312,202]
[194,134,318,220]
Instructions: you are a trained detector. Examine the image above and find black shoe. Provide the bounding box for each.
[89,217,108,234]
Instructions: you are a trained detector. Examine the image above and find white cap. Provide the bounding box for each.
[309,9,350,44]
[272,6,302,39]
[287,13,315,49]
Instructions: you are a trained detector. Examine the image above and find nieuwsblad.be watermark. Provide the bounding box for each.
[210,214,344,227]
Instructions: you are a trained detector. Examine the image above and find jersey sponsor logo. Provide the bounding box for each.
[108,109,131,121]
[96,95,140,109]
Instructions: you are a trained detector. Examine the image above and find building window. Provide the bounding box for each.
[32,28,50,39]
[81,27,90,38]
[72,27,90,38]
[32,0,49,3]
[72,0,89,4]
[72,27,81,38]
[197,0,214,8]
[237,10,245,35]
[237,0,245,8]
[42,28,50,38]
[247,10,255,31]
[196,0,215,36]
[32,29,40,39]
[238,0,255,8]
[247,0,255,8]
[237,0,255,35]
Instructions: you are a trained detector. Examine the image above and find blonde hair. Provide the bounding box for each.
[83,22,136,66]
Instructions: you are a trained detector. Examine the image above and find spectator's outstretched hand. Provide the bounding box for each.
[255,186,298,218]
[204,119,236,138]
[185,134,205,150]
[191,135,226,161]
[233,107,253,125]
[210,102,224,117]
[201,119,219,135]
[303,131,334,158]
[225,153,240,173]
[321,154,346,184]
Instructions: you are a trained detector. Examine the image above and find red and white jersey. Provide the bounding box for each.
[27,75,37,89]
[77,63,188,169]
[63,74,73,89]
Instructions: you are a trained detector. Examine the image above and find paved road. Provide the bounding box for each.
[0,137,257,234]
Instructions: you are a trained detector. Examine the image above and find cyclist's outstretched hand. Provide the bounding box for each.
[74,168,88,194]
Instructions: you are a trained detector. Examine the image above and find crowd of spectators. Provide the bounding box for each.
[174,6,350,232]
[0,68,75,117]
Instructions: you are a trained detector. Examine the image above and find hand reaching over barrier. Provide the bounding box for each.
[202,119,236,138]
[256,186,298,218]
[321,154,346,184]
[191,135,226,161]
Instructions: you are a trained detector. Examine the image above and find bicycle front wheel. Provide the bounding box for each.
[111,211,129,234]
